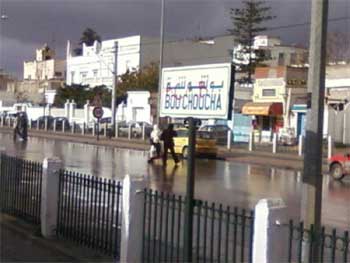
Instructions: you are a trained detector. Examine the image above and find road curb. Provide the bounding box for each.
[0,127,331,171]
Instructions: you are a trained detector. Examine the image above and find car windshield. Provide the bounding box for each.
[176,130,188,137]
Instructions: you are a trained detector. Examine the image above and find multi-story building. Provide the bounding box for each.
[66,36,142,89]
[65,34,307,89]
[13,45,66,104]
[23,44,65,81]
[241,66,308,141]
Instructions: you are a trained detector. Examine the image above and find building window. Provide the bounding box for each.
[80,72,88,79]
[278,53,285,66]
[93,69,98,77]
[290,53,297,65]
[262,89,276,97]
[55,72,62,77]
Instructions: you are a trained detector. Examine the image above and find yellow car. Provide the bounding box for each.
[173,129,217,158]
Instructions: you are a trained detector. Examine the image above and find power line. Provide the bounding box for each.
[265,16,349,31]
[66,16,350,55]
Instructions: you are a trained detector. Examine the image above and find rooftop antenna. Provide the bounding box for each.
[51,32,56,52]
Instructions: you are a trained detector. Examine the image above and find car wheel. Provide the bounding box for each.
[182,146,189,159]
[330,163,345,180]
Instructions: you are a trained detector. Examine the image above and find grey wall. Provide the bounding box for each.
[328,105,350,145]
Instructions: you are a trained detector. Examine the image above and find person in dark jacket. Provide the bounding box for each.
[13,112,28,141]
[160,123,179,166]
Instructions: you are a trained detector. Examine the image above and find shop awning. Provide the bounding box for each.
[242,102,283,116]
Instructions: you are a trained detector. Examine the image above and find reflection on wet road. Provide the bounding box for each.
[0,133,349,230]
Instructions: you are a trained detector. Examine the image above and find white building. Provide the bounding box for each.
[24,44,65,81]
[117,91,151,123]
[233,35,307,68]
[66,36,141,89]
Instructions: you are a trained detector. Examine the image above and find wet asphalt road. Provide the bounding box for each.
[0,132,349,230]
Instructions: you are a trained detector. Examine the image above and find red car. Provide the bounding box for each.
[329,153,350,180]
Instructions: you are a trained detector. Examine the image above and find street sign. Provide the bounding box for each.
[93,106,104,119]
[160,63,232,119]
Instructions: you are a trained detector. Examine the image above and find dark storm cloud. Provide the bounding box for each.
[0,0,349,77]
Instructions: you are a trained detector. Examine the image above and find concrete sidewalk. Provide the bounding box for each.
[0,213,113,262]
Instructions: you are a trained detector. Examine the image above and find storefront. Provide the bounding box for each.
[242,102,283,142]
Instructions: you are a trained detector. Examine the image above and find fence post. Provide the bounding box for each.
[104,123,107,137]
[128,123,132,140]
[142,123,146,140]
[120,175,146,263]
[28,119,32,129]
[71,122,75,134]
[84,100,90,124]
[62,120,66,133]
[92,122,96,136]
[272,133,278,154]
[53,119,57,132]
[41,157,62,238]
[115,122,119,138]
[82,123,85,135]
[0,116,3,127]
[253,198,289,263]
[249,131,254,152]
[327,135,333,159]
[227,129,232,150]
[44,118,48,131]
[64,100,70,120]
[298,135,303,156]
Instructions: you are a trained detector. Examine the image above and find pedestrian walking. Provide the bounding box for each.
[13,112,28,141]
[13,113,20,141]
[160,123,179,166]
[148,124,162,163]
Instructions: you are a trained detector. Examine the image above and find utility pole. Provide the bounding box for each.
[156,0,165,125]
[111,42,118,134]
[183,117,196,262]
[301,0,328,261]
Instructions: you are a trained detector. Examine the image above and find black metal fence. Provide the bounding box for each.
[0,154,42,224]
[287,220,349,263]
[142,189,254,262]
[56,170,123,258]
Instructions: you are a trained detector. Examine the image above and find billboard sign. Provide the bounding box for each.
[160,63,232,119]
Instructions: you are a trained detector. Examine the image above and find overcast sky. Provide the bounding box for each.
[0,0,349,78]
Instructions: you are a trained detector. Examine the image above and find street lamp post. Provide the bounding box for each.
[156,0,165,125]
[301,0,329,261]
[0,12,9,71]
[111,42,118,135]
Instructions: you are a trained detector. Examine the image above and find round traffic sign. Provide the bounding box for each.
[93,107,104,119]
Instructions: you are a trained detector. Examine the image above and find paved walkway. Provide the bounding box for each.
[0,225,74,262]
[0,214,112,262]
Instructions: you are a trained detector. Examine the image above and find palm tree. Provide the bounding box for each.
[74,28,101,55]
